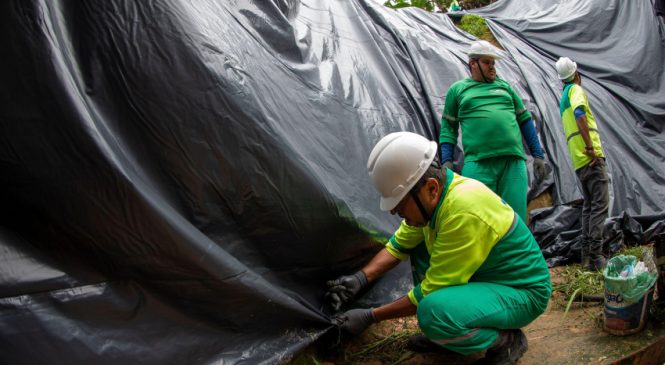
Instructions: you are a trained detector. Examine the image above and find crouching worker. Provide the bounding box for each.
[326,132,551,364]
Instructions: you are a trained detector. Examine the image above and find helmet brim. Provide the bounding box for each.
[469,53,503,60]
[558,72,576,80]
[379,195,403,212]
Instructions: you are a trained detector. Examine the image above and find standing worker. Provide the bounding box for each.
[327,132,551,364]
[440,40,547,223]
[555,57,609,271]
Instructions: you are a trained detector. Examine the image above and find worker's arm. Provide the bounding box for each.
[439,143,455,170]
[372,295,417,322]
[361,248,401,282]
[326,248,401,311]
[574,107,599,165]
[332,253,414,335]
[519,118,547,182]
[519,119,544,159]
[327,221,423,310]
[334,295,416,335]
[440,85,460,165]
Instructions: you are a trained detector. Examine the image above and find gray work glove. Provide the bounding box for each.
[533,157,547,184]
[333,308,376,335]
[442,160,454,171]
[325,271,368,311]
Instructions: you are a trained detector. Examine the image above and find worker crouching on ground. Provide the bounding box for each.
[327,132,551,364]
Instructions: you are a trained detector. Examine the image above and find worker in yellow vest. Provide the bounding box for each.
[326,132,551,364]
[555,57,610,271]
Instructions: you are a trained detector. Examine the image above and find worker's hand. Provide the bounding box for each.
[325,271,368,311]
[533,157,547,183]
[333,308,375,335]
[442,160,454,171]
[584,146,599,167]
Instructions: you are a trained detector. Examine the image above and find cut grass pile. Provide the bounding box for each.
[552,245,650,301]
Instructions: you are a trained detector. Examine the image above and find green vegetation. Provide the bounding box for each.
[383,0,497,12]
[382,1,500,48]
[553,265,605,300]
[553,245,654,310]
[341,329,419,364]
[383,0,435,12]
[458,14,491,40]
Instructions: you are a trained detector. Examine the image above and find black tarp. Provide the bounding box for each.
[0,0,663,363]
[469,0,665,264]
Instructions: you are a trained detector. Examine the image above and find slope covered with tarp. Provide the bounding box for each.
[0,0,663,363]
[469,0,665,263]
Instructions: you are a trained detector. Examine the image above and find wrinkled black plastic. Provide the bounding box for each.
[1,0,663,363]
[472,0,665,211]
[471,0,665,266]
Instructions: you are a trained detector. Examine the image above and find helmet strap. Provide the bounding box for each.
[471,58,490,83]
[410,189,430,223]
[478,62,490,83]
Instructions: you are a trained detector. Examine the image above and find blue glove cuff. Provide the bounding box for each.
[520,119,544,159]
[439,143,454,164]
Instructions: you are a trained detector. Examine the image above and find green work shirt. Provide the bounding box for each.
[385,170,545,305]
[440,78,532,162]
[560,83,605,170]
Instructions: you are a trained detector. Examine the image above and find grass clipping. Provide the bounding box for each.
[338,318,420,365]
[552,245,651,318]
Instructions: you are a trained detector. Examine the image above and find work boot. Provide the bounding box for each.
[406,334,458,355]
[475,329,528,365]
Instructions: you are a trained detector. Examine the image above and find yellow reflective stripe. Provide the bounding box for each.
[444,113,458,122]
[565,128,599,143]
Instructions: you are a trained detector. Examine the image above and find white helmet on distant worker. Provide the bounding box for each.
[367,132,437,211]
[555,57,577,81]
[468,40,503,60]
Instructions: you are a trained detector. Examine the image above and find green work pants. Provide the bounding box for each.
[411,219,551,355]
[462,156,528,222]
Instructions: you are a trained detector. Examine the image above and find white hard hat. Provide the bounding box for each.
[468,40,503,60]
[555,57,577,81]
[367,132,437,211]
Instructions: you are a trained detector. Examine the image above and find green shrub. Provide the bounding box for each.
[383,0,435,12]
[458,14,489,39]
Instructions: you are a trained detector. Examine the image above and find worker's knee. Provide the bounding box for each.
[416,294,462,339]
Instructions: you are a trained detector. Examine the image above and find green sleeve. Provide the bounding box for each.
[440,84,460,145]
[505,81,532,124]
[385,220,425,261]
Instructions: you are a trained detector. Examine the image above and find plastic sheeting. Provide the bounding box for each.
[472,0,665,212]
[469,0,665,264]
[0,0,663,364]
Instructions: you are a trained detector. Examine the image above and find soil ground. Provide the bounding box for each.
[298,267,665,365]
